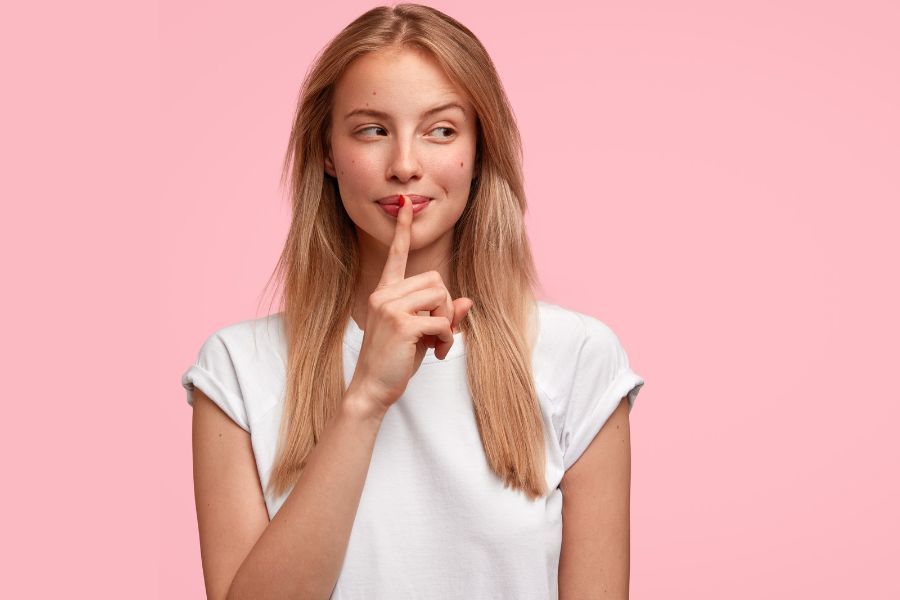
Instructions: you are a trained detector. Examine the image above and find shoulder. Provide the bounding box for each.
[198,311,288,397]
[533,300,624,366]
[533,300,644,470]
[202,312,286,361]
[182,312,287,430]
[532,300,635,404]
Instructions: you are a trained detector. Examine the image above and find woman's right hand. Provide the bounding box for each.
[346,195,473,416]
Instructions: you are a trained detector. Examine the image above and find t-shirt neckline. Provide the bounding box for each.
[343,315,466,364]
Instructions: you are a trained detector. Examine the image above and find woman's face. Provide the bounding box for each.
[325,46,478,251]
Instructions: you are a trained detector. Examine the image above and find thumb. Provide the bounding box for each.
[450,297,474,334]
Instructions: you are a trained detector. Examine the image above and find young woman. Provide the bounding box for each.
[182,4,645,599]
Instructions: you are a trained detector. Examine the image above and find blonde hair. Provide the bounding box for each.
[259,3,547,501]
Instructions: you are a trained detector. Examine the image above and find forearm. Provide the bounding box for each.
[227,391,385,600]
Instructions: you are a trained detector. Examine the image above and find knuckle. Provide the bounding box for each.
[367,291,383,310]
[375,298,393,318]
[428,287,446,305]
[384,303,404,327]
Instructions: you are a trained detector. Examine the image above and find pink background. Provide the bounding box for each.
[3,0,896,597]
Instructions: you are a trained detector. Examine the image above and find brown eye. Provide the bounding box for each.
[431,127,456,139]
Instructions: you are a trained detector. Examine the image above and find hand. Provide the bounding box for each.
[346,195,473,415]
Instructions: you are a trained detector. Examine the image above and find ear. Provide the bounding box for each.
[472,137,482,181]
[324,147,336,178]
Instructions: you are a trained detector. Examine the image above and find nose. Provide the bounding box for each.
[385,137,423,182]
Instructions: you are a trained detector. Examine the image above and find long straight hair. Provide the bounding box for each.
[259,3,547,501]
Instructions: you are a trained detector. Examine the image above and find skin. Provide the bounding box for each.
[558,397,632,599]
[325,44,633,596]
[191,43,630,599]
[192,176,474,600]
[324,45,478,330]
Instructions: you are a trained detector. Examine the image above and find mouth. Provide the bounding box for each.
[376,194,432,205]
[377,195,432,218]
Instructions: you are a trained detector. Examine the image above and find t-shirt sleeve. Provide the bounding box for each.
[181,330,250,432]
[560,314,645,471]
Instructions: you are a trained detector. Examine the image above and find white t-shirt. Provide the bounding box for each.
[181,300,644,599]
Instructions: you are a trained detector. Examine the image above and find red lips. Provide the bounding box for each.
[376,194,431,205]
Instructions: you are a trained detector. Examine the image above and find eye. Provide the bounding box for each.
[357,126,387,136]
[355,125,456,139]
[430,126,456,139]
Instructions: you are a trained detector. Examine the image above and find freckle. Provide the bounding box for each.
[460,162,463,167]
[372,91,376,95]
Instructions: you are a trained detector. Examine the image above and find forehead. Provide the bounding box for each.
[333,47,468,116]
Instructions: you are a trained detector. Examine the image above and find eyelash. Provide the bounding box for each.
[357,126,457,139]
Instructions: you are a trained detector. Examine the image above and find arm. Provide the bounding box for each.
[192,389,270,598]
[192,387,385,600]
[558,396,632,600]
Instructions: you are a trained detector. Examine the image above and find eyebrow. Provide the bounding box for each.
[344,101,466,121]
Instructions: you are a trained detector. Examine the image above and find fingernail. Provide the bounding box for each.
[399,194,405,207]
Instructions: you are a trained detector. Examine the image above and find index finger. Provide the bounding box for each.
[378,194,413,286]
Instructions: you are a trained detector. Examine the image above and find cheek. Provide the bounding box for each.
[437,153,476,186]
[332,140,378,180]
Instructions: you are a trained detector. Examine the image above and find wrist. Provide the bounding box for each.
[341,387,388,424]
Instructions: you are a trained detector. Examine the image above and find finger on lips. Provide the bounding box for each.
[378,194,460,357]
[379,194,412,287]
